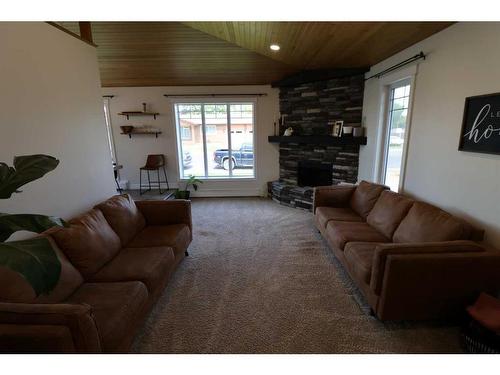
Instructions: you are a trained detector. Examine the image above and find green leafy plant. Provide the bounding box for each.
[0,155,65,295]
[174,175,203,199]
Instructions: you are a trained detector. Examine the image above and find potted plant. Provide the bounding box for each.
[174,175,203,200]
[0,155,67,296]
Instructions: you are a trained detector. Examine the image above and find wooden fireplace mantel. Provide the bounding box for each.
[268,135,367,146]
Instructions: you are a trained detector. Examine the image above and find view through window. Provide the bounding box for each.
[175,102,255,179]
[383,81,411,192]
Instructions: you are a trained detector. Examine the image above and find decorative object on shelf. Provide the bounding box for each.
[353,127,364,137]
[118,103,159,120]
[343,125,353,136]
[332,120,344,137]
[278,114,287,135]
[120,125,134,134]
[174,175,203,200]
[283,127,294,136]
[0,154,67,296]
[459,92,500,155]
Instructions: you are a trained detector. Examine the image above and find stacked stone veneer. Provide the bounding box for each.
[279,74,364,136]
[269,74,364,211]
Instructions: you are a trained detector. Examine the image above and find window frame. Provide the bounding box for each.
[103,98,117,163]
[173,98,257,181]
[375,66,416,193]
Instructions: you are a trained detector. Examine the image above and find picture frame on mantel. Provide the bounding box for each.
[459,92,500,155]
[331,120,344,137]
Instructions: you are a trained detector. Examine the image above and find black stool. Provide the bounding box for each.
[139,154,169,195]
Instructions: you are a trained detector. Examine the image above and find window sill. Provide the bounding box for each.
[179,176,256,182]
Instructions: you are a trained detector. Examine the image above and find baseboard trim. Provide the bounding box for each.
[191,188,264,197]
[127,184,264,197]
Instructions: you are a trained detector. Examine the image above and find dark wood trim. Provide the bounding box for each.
[46,22,97,48]
[79,22,93,44]
[271,68,369,88]
[268,135,367,145]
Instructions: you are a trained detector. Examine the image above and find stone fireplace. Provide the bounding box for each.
[268,73,365,211]
[297,160,333,187]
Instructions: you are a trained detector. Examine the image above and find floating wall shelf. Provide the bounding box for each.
[268,135,367,145]
[121,131,162,139]
[118,111,159,120]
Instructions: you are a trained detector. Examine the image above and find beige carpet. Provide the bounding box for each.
[131,197,462,353]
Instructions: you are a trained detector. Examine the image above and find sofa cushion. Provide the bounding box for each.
[349,180,388,219]
[0,236,83,303]
[65,281,148,352]
[366,191,414,238]
[344,242,380,284]
[89,246,175,293]
[127,224,191,258]
[325,221,390,251]
[95,194,146,246]
[51,209,121,277]
[393,202,473,243]
[315,206,363,228]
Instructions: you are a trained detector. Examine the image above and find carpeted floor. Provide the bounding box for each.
[131,197,462,353]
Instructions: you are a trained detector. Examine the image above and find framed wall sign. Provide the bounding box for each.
[459,92,500,155]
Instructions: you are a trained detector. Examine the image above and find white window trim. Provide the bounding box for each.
[374,65,417,192]
[103,97,117,163]
[171,98,258,181]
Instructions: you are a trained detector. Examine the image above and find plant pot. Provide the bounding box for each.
[174,190,190,200]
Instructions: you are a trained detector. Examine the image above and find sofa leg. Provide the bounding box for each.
[185,251,189,257]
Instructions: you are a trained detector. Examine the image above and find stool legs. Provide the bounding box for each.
[157,169,163,194]
[162,166,169,190]
[139,167,169,195]
[139,169,143,195]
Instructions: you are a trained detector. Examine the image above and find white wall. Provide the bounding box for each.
[360,22,500,247]
[0,22,117,221]
[102,86,280,196]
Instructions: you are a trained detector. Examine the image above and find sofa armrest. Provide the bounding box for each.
[370,240,485,295]
[0,302,101,353]
[312,185,356,213]
[370,243,500,320]
[136,200,192,232]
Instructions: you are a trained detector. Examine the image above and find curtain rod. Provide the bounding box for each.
[163,93,267,98]
[365,52,426,81]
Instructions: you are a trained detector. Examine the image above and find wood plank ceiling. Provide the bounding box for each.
[56,21,453,87]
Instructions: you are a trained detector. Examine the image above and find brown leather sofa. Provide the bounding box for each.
[314,181,500,321]
[0,194,192,353]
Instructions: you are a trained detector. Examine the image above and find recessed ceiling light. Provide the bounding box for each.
[270,44,280,51]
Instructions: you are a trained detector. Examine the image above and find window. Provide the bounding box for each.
[174,102,255,179]
[381,80,411,192]
[103,98,116,163]
[206,125,217,135]
[181,126,192,140]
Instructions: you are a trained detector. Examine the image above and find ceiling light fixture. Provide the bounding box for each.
[270,44,280,51]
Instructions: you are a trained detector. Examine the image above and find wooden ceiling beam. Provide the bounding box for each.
[79,22,93,44]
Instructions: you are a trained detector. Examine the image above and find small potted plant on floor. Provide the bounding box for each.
[174,175,203,200]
